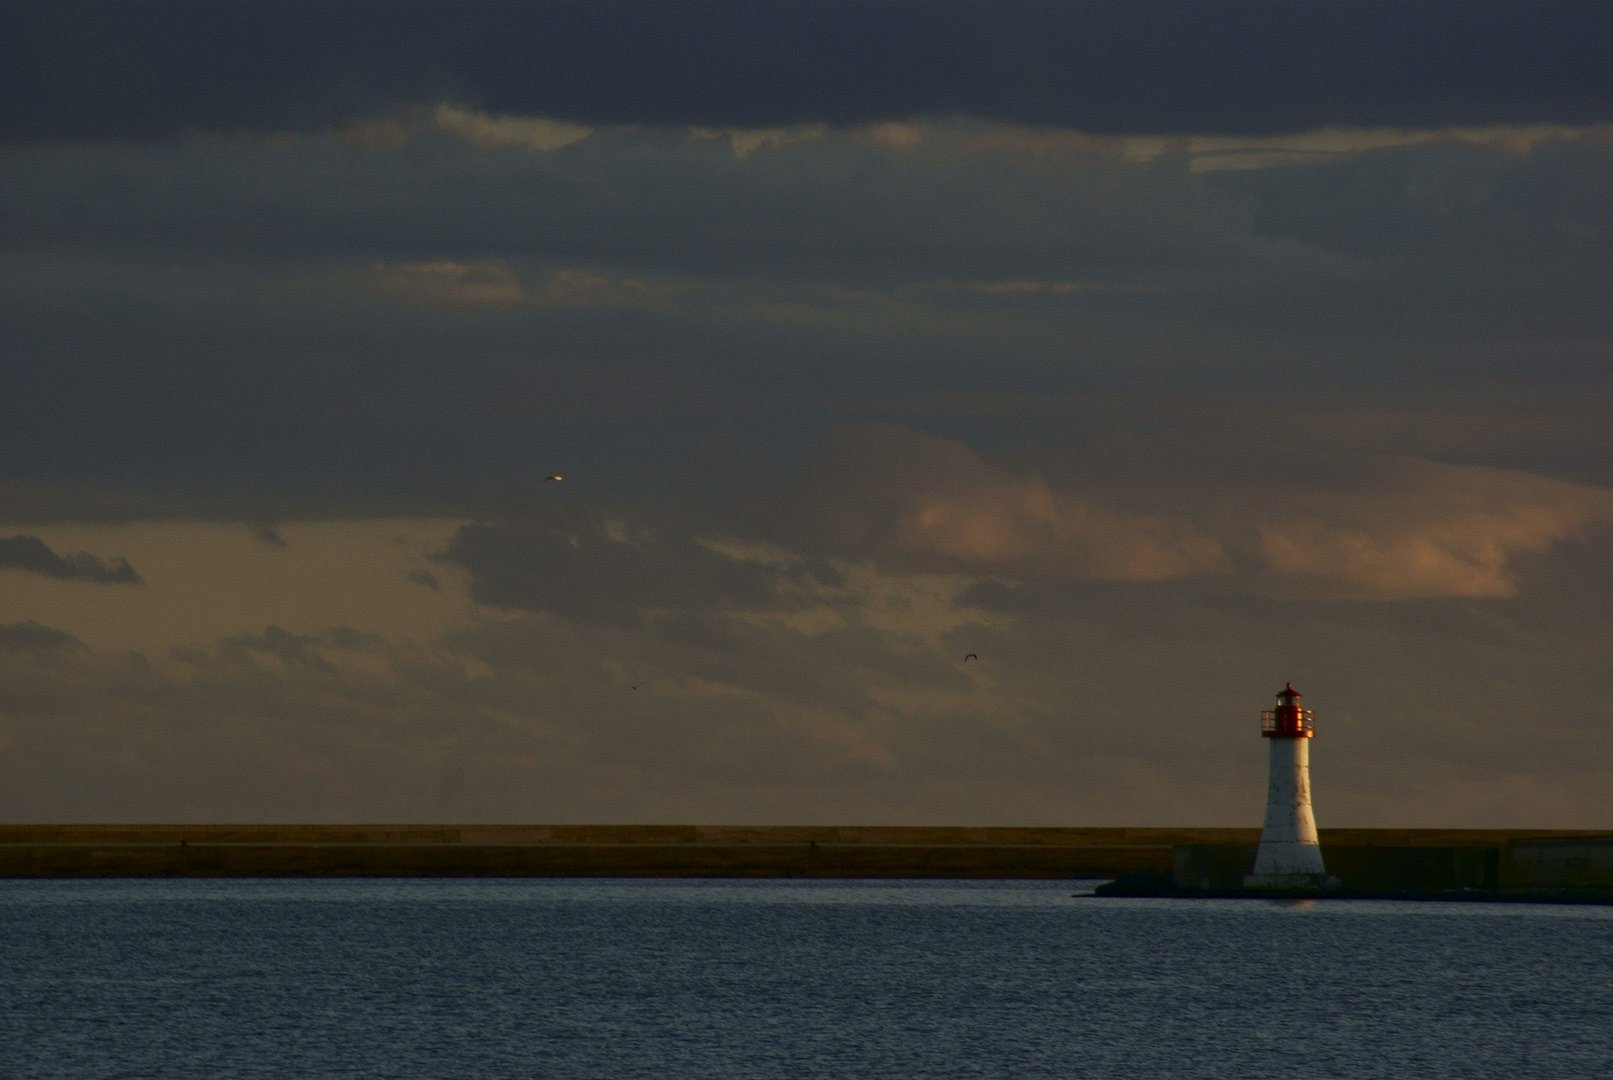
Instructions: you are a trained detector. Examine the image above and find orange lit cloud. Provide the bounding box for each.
[330,106,597,152]
[1251,459,1613,599]
[795,425,1613,601]
[431,104,594,152]
[800,424,1230,581]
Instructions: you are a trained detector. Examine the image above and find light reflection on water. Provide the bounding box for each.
[3,878,1610,1078]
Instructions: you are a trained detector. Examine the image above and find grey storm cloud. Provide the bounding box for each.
[6,1,1612,142]
[1,121,1235,278]
[0,533,143,584]
[6,121,1611,512]
[7,123,1609,334]
[4,15,1612,525]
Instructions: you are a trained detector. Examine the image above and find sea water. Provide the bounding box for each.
[2,878,1610,1078]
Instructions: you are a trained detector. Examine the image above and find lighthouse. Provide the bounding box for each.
[1245,682,1329,890]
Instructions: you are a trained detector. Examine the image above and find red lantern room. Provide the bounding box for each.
[1261,682,1315,738]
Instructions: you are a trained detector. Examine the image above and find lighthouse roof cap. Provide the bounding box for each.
[1278,682,1302,697]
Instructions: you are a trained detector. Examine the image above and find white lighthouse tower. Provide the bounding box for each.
[1245,682,1328,890]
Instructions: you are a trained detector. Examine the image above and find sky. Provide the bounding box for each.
[4,0,1612,827]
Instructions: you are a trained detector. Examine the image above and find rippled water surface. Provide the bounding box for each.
[3,878,1611,1078]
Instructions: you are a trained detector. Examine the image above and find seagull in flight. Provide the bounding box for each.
[542,474,565,483]
[964,653,979,663]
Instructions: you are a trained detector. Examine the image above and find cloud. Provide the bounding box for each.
[6,530,1613,824]
[690,124,830,160]
[5,117,1607,440]
[18,105,1613,830]
[354,260,665,310]
[925,279,1148,298]
[247,520,288,548]
[7,1,1612,142]
[405,569,441,590]
[437,504,838,625]
[216,625,339,675]
[0,620,88,654]
[3,495,1612,824]
[1247,459,1613,599]
[359,260,528,307]
[47,416,1578,652]
[429,104,593,153]
[450,417,1592,653]
[0,534,143,584]
[0,579,986,821]
[785,424,1230,581]
[1,59,1610,720]
[1122,123,1609,173]
[771,424,1613,602]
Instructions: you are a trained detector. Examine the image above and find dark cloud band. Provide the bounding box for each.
[0,619,88,653]
[0,534,143,584]
[7,0,1611,142]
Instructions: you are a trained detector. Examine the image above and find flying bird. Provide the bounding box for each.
[964,653,979,663]
[542,474,565,483]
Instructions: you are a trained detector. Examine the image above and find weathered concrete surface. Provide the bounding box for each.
[0,824,1195,878]
[3,825,1606,879]
[1505,836,1613,888]
[1181,844,1504,892]
[1179,833,1613,893]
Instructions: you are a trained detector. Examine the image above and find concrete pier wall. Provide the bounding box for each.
[1505,836,1613,888]
[0,824,1203,879]
[3,824,1606,880]
[1177,833,1613,892]
[1177,843,1503,892]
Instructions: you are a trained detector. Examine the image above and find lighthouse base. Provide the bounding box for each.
[1243,871,1332,891]
[1246,840,1329,891]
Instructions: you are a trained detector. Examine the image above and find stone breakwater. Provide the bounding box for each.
[2,825,1604,879]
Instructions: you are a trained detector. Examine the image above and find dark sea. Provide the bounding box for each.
[3,878,1610,1078]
